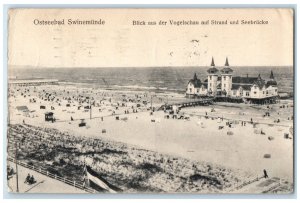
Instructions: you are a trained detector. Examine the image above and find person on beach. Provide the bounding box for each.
[29,175,36,184]
[263,169,269,178]
[24,173,30,183]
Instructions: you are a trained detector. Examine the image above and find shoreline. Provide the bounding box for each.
[9,79,294,98]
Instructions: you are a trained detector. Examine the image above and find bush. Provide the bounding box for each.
[136,163,163,173]
[59,158,66,166]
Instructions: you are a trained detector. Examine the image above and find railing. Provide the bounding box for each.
[235,176,264,190]
[227,175,264,192]
[262,183,281,193]
[7,156,97,193]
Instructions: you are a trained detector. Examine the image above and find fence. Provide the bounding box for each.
[235,176,264,190]
[262,183,281,193]
[7,156,97,193]
[227,175,264,192]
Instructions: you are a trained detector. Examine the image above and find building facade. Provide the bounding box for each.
[186,58,279,104]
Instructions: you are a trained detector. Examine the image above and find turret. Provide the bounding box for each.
[266,70,277,86]
[225,57,229,66]
[220,57,233,97]
[207,57,219,96]
[193,73,198,81]
[270,70,275,80]
[211,57,215,66]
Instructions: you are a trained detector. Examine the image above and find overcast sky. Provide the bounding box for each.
[8,8,293,68]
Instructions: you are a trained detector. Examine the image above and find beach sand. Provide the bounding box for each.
[8,84,294,188]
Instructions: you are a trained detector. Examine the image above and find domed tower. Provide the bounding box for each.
[207,57,219,96]
[220,57,233,97]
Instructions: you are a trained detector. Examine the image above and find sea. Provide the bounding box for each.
[9,66,294,94]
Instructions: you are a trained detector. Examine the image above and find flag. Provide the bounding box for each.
[84,165,117,193]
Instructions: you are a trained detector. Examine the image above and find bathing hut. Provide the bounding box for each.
[79,119,86,127]
[44,112,54,121]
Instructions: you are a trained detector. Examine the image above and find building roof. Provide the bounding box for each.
[253,74,266,89]
[188,73,203,88]
[241,85,252,91]
[220,67,233,74]
[266,80,278,87]
[207,67,219,74]
[232,76,258,84]
[232,84,241,90]
[232,84,252,90]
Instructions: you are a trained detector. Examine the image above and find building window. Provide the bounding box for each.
[275,89,277,92]
[224,84,226,88]
[263,91,265,94]
[190,88,192,92]
[210,76,212,80]
[210,83,212,87]
[223,76,226,80]
[254,91,257,94]
[266,90,269,95]
[246,92,250,96]
[197,89,199,93]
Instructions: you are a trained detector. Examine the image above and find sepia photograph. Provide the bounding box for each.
[6,8,294,194]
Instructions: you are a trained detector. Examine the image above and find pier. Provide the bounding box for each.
[158,98,214,110]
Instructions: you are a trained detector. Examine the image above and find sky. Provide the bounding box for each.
[8,8,294,68]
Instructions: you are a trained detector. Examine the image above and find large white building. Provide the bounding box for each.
[186,57,279,104]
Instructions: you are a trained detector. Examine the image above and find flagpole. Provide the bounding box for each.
[90,99,92,120]
[14,134,19,192]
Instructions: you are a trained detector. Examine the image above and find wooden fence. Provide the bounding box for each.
[227,175,264,192]
[7,156,97,193]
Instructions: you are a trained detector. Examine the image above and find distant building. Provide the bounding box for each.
[186,57,279,104]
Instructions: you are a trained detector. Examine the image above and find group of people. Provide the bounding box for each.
[24,173,36,185]
[7,166,14,180]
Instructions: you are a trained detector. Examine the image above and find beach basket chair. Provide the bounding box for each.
[263,154,271,159]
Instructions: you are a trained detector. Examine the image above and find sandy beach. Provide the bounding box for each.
[7,83,294,193]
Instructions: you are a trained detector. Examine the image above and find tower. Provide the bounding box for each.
[220,57,233,97]
[207,57,219,96]
[270,70,275,81]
